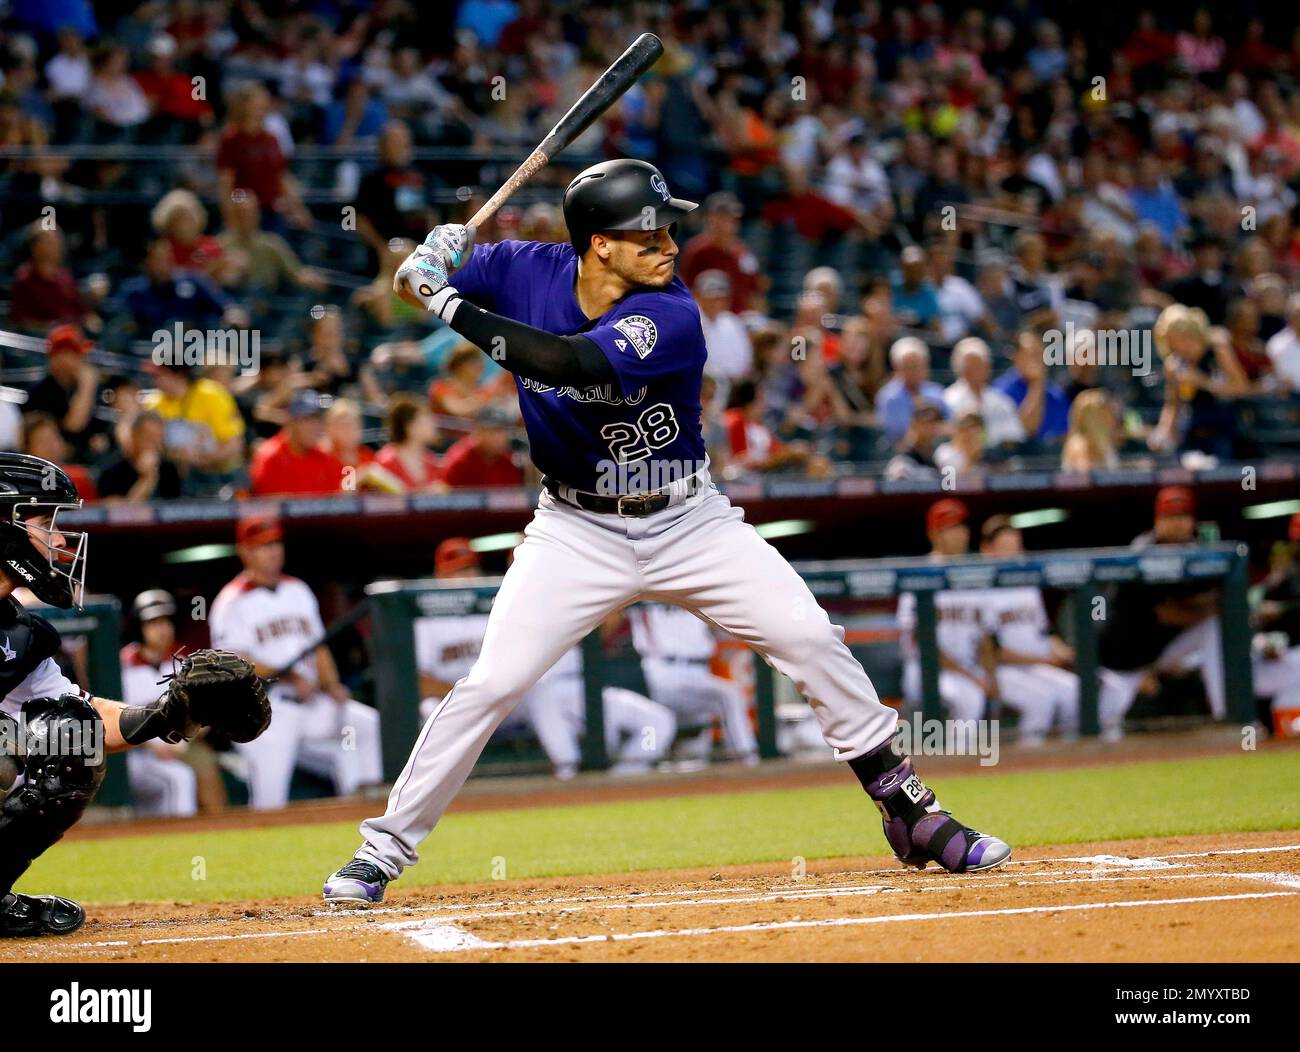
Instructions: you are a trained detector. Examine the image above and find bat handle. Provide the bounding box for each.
[465,147,552,230]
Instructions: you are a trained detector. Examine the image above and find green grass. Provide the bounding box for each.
[24,751,1300,905]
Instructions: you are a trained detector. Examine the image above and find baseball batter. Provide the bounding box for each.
[211,515,383,808]
[325,159,1010,903]
[628,601,758,764]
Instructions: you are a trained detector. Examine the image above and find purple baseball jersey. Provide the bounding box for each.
[451,240,707,493]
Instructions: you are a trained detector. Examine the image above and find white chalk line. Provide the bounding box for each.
[403,891,1299,953]
[312,843,1300,920]
[14,842,1299,956]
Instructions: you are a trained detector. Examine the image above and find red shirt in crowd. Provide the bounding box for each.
[249,432,345,495]
[679,236,761,313]
[439,436,523,488]
[216,127,287,212]
[723,409,782,463]
[135,70,213,122]
[169,234,224,274]
[374,444,442,491]
[10,263,84,328]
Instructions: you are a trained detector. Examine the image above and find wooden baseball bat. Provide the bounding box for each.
[465,33,664,231]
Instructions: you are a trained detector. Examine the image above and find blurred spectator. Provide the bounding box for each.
[219,192,326,293]
[113,239,244,335]
[722,380,829,478]
[1128,155,1190,249]
[1061,389,1121,472]
[973,250,1021,344]
[134,33,212,139]
[884,401,946,481]
[1165,233,1230,324]
[151,189,227,283]
[1223,297,1271,384]
[890,245,941,334]
[354,120,432,270]
[22,412,97,500]
[375,394,443,492]
[695,271,753,382]
[929,239,988,344]
[216,83,309,229]
[1149,304,1250,457]
[440,408,523,488]
[935,409,987,474]
[678,192,763,314]
[1265,293,1300,391]
[97,410,182,502]
[875,337,947,443]
[142,361,246,490]
[303,305,372,399]
[324,397,380,489]
[11,227,96,331]
[24,324,98,449]
[944,337,1025,447]
[993,330,1071,444]
[248,389,344,496]
[1010,232,1062,326]
[427,343,500,418]
[86,42,150,135]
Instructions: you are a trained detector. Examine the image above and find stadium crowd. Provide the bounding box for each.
[1,1,1299,500]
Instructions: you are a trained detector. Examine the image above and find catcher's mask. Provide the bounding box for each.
[0,453,88,609]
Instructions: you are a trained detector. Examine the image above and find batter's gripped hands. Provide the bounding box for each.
[393,224,475,313]
[425,223,475,273]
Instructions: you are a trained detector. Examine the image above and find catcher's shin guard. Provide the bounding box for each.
[0,696,106,927]
[848,738,1011,874]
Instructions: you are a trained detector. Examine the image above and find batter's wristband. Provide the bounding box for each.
[426,286,461,321]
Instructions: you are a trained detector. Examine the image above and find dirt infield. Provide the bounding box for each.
[6,830,1297,963]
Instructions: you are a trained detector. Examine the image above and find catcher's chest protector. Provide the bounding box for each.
[0,597,62,697]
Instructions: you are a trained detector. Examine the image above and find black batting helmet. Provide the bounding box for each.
[562,159,698,258]
[0,452,87,608]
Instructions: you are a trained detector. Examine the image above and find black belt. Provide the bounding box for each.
[542,474,703,517]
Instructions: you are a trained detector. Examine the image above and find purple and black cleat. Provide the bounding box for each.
[849,741,1012,874]
[323,859,390,904]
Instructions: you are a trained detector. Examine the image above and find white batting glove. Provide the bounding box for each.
[424,223,475,272]
[393,243,461,320]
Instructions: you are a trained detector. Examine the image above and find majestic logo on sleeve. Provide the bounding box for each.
[613,315,658,359]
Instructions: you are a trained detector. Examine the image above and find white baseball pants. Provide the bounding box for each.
[523,676,676,778]
[994,664,1080,744]
[126,746,198,817]
[238,691,383,809]
[357,482,897,879]
[641,657,759,760]
[1099,616,1225,737]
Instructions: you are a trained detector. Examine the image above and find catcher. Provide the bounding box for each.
[0,453,270,938]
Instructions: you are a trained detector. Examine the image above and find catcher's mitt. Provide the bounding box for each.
[164,649,271,744]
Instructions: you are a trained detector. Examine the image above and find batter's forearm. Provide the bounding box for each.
[447,298,617,387]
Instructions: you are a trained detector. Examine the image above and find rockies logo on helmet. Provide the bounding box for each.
[563,158,698,257]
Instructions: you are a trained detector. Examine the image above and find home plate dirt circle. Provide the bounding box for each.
[8,831,1298,963]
